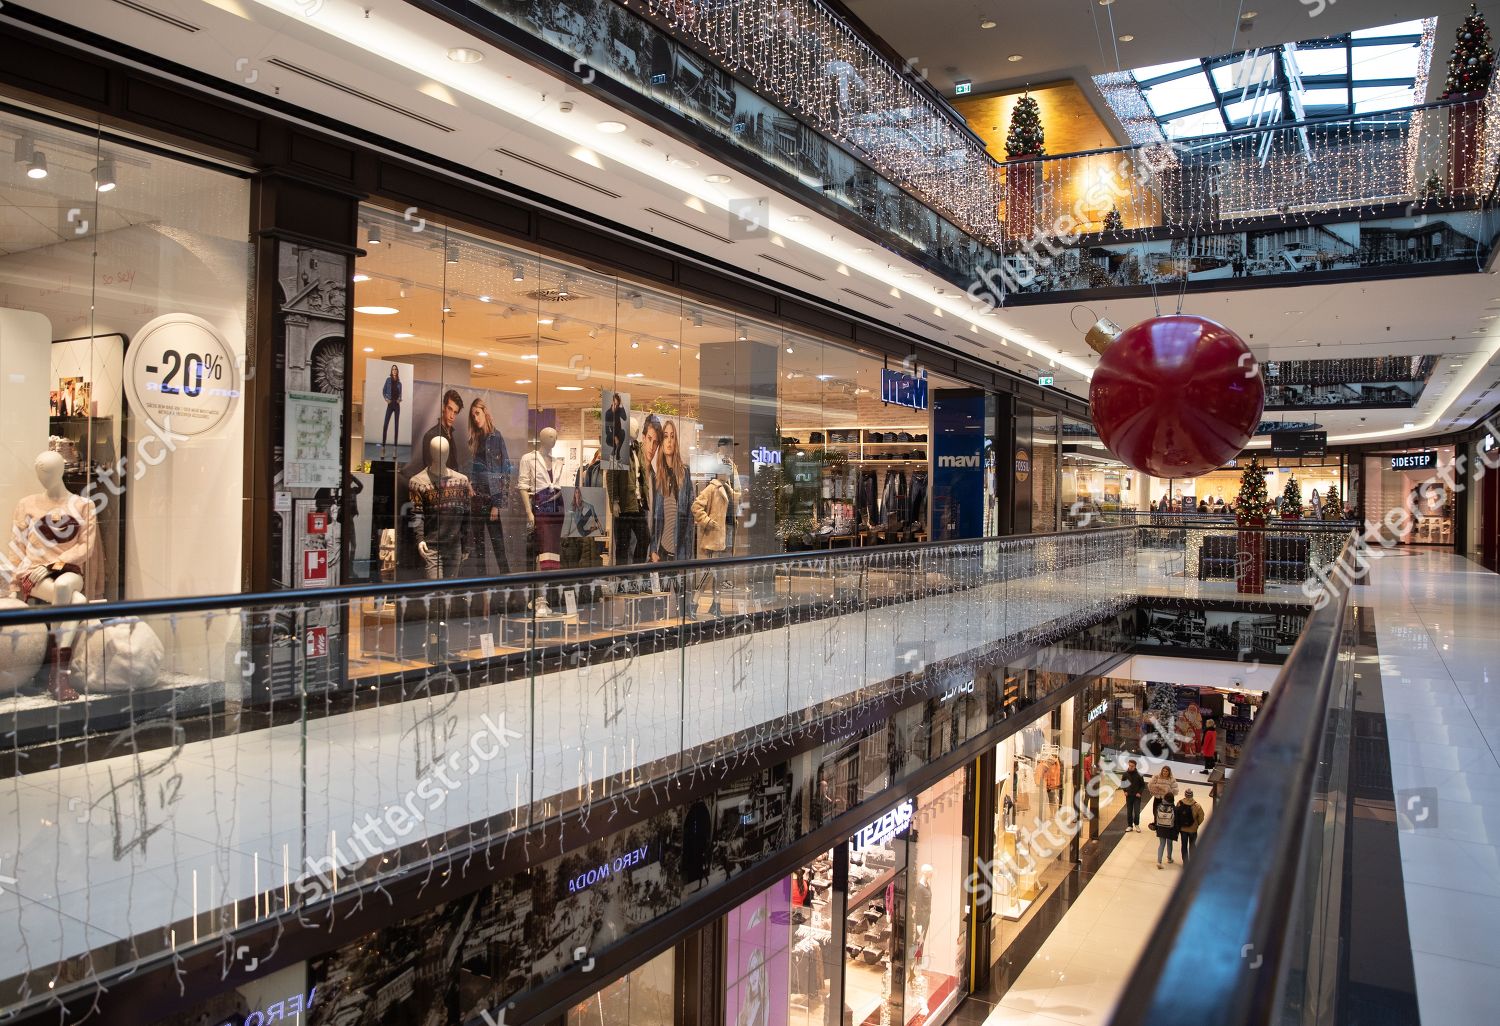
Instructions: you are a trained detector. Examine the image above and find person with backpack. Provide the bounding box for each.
[1121,759,1147,832]
[1152,794,1179,868]
[1176,789,1205,863]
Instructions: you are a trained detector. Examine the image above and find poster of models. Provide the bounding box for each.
[563,486,607,538]
[600,389,630,469]
[633,411,702,562]
[285,390,342,488]
[362,358,414,461]
[724,879,792,1026]
[400,380,528,577]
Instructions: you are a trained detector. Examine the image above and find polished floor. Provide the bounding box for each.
[1366,548,1500,1026]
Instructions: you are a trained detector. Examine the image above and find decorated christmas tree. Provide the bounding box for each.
[1102,205,1124,233]
[1443,3,1495,97]
[1236,455,1274,525]
[1281,474,1303,519]
[1006,93,1046,159]
[1322,484,1343,521]
[1422,171,1446,198]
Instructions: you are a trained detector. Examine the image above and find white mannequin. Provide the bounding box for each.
[14,451,93,607]
[519,427,560,530]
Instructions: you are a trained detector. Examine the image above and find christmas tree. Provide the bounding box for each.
[1103,206,1124,233]
[1281,474,1303,519]
[1322,484,1343,521]
[1236,455,1274,525]
[1422,171,1445,199]
[1006,93,1046,159]
[1443,3,1495,97]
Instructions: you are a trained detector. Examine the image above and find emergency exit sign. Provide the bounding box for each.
[955,80,973,95]
[1038,374,1054,386]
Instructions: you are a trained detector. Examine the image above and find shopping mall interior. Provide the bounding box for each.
[0,1,1497,1025]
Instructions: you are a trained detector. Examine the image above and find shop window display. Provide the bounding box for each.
[903,773,969,1026]
[0,108,250,709]
[989,700,1077,952]
[1363,447,1455,543]
[348,204,963,676]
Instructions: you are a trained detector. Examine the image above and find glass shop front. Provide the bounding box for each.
[721,767,972,1026]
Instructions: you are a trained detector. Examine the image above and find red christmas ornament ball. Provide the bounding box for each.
[1088,314,1264,478]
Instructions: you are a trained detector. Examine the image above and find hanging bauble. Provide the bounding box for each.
[1088,314,1265,478]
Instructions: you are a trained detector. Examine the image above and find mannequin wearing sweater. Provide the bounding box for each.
[10,451,97,700]
[408,437,473,580]
[519,427,566,615]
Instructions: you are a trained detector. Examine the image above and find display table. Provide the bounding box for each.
[500,611,580,647]
[602,590,678,630]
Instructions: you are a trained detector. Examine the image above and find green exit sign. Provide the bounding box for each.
[955,80,973,95]
[1038,374,1054,386]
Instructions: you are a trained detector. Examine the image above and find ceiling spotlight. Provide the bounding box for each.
[447,47,484,63]
[705,173,731,184]
[474,363,485,369]
[515,378,532,385]
[667,155,700,168]
[367,225,382,246]
[362,346,374,353]
[25,150,47,179]
[478,294,491,303]
[630,337,640,349]
[626,371,644,378]
[1098,0,1115,6]
[353,273,370,283]
[738,331,748,342]
[785,214,810,223]
[93,158,117,192]
[538,316,555,325]
[557,278,571,299]
[629,293,644,310]
[1118,34,1135,42]
[442,306,453,314]
[394,332,414,339]
[478,350,489,357]
[692,311,704,327]
[597,121,628,134]
[1007,54,1023,63]
[1403,422,1416,430]
[786,346,794,354]
[557,385,583,392]
[446,245,459,264]
[511,264,525,282]
[354,305,399,315]
[981,18,997,29]
[521,353,538,360]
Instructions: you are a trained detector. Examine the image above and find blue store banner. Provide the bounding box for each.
[932,391,987,540]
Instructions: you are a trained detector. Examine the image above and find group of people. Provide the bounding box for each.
[1150,496,1229,514]
[1120,762,1208,869]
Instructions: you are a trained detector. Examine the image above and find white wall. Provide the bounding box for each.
[0,308,53,587]
[1118,654,1279,691]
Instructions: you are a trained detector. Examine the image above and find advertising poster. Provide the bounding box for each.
[563,486,607,538]
[724,877,792,1026]
[362,357,414,461]
[601,388,631,469]
[402,380,528,576]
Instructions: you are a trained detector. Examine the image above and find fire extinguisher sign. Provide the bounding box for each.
[305,626,329,660]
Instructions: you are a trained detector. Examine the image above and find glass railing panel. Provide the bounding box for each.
[1,530,1147,1016]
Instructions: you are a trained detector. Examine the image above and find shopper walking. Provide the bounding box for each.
[1121,759,1147,832]
[1201,719,1218,773]
[1152,794,1179,868]
[1176,789,1205,863]
[1147,765,1178,800]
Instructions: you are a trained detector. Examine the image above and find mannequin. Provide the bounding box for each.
[606,413,651,565]
[519,427,566,614]
[10,451,97,701]
[408,436,473,580]
[690,455,740,618]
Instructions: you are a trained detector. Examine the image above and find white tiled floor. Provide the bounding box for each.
[980,769,1216,1026]
[1364,549,1500,1026]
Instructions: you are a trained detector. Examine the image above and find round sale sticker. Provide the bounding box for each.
[123,314,241,436]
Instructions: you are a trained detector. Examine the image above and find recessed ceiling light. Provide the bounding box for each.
[362,346,374,353]
[1007,54,1023,62]
[786,346,795,354]
[853,247,872,253]
[515,378,532,385]
[1243,10,1259,17]
[981,18,997,29]
[667,155,700,168]
[538,316,554,325]
[474,363,484,369]
[447,47,484,64]
[353,273,371,283]
[521,353,538,360]
[626,371,645,378]
[394,332,414,339]
[1098,0,1115,6]
[477,350,489,357]
[478,294,491,303]
[902,272,922,279]
[597,121,627,134]
[557,385,583,392]
[705,173,731,184]
[1403,422,1416,430]
[786,214,810,223]
[1118,34,1134,42]
[355,306,399,315]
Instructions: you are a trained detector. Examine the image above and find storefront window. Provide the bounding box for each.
[1363,447,1455,543]
[989,699,1077,958]
[904,772,969,1025]
[567,947,675,1026]
[724,851,840,1026]
[0,108,251,716]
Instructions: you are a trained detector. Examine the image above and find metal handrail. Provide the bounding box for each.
[0,527,1132,627]
[1106,530,1358,1026]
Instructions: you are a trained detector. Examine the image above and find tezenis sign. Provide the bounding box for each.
[881,368,929,410]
